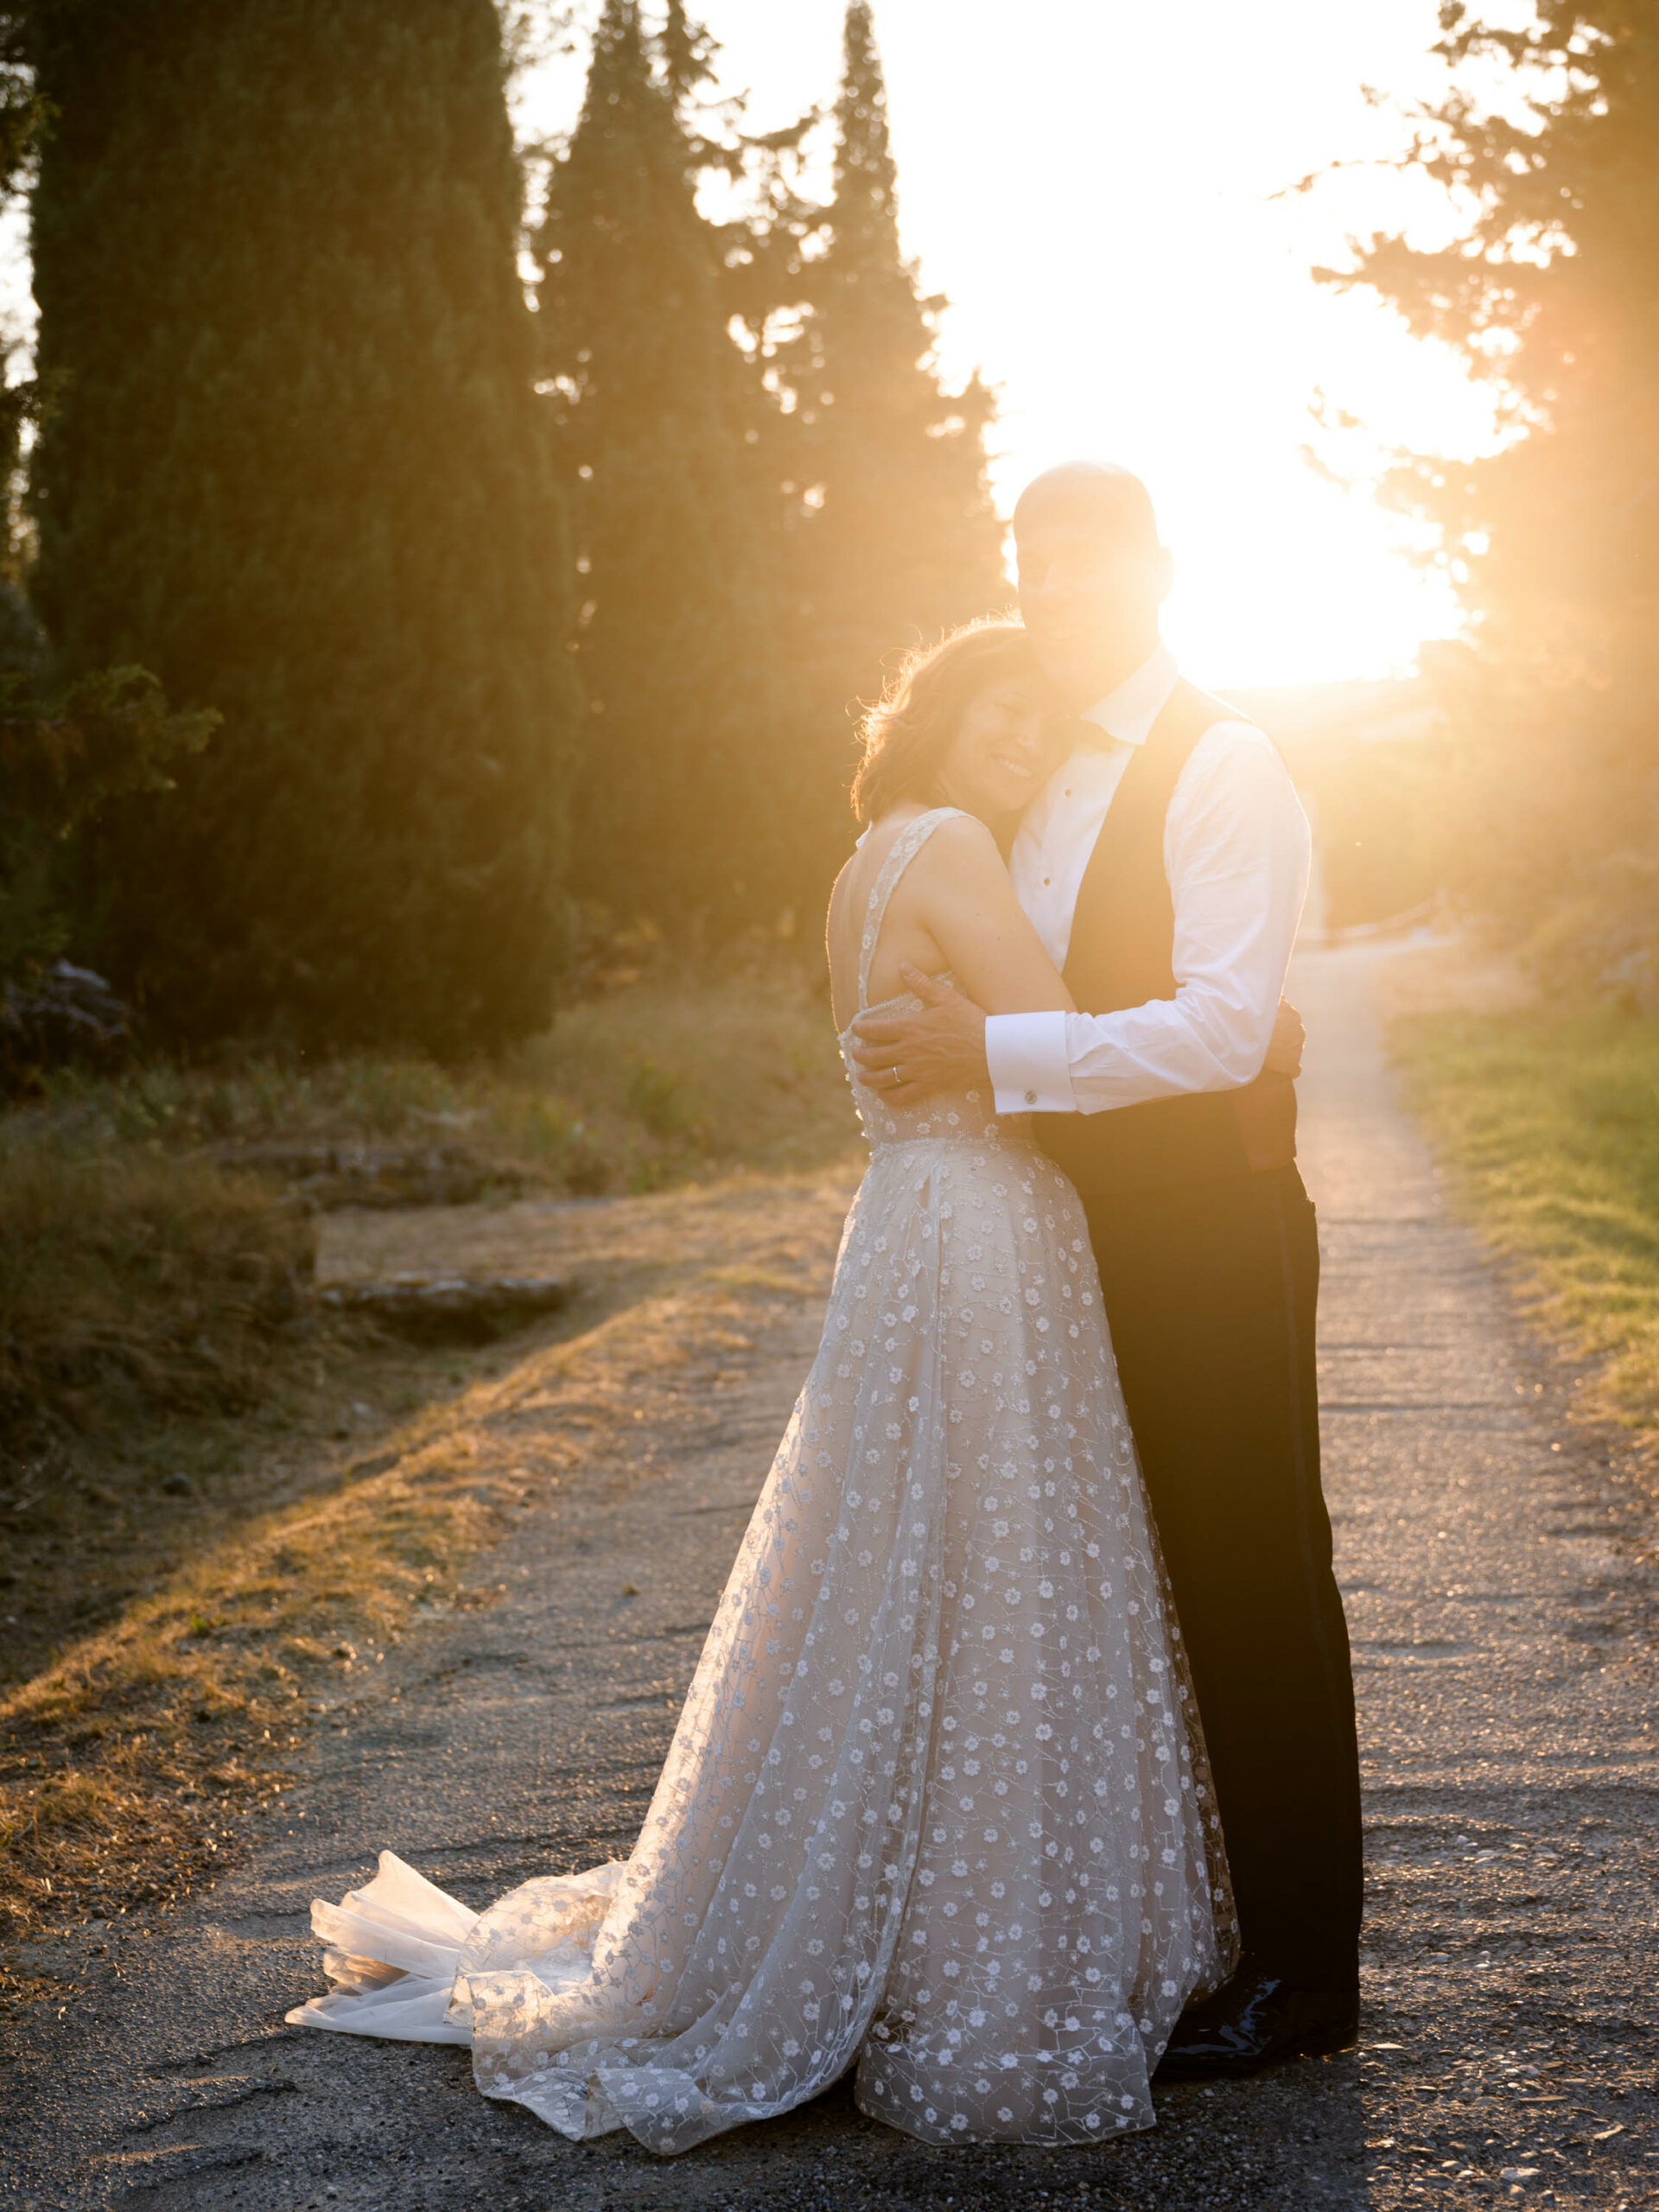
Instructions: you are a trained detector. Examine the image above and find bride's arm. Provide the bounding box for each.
[903,815,1076,1017]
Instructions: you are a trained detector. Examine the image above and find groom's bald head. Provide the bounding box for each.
[1013,461,1172,710]
[1012,461,1161,553]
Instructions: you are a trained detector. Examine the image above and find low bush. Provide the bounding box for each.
[34,962,854,1198]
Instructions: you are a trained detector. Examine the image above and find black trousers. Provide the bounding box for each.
[1079,1162,1363,1988]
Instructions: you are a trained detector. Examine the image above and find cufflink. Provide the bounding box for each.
[1025,1090,1038,1106]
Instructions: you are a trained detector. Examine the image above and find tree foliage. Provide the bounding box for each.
[534,0,785,938]
[28,0,577,1052]
[1328,2,1659,997]
[0,4,214,1012]
[768,3,1009,892]
[0,668,215,986]
[790,3,1005,663]
[535,0,1006,938]
[19,0,1004,1014]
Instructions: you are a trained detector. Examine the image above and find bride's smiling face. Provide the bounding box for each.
[932,677,1056,824]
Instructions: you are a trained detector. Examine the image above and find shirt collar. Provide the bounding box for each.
[1077,641,1180,749]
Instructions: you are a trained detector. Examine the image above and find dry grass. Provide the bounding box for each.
[0,1162,855,2004]
[0,1120,340,1711]
[0,1127,315,1445]
[0,962,862,2025]
[1,962,855,1685]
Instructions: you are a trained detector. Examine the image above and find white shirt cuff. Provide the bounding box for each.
[985,1011,1077,1116]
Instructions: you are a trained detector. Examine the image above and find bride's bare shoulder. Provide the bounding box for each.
[902,809,1007,895]
[916,808,1002,860]
[829,805,1000,944]
[868,805,997,878]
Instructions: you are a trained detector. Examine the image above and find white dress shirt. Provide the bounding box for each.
[984,643,1310,1117]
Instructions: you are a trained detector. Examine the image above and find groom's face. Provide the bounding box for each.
[1014,499,1171,711]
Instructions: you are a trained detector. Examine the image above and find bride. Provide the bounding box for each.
[288,619,1237,2153]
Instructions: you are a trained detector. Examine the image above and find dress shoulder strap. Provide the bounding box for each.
[857,806,970,1011]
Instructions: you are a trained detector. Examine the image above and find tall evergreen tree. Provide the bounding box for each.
[28,0,576,1052]
[658,0,715,111]
[762,3,1007,887]
[793,10,1005,675]
[537,0,784,938]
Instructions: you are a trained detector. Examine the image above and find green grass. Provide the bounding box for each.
[1391,1003,1659,1445]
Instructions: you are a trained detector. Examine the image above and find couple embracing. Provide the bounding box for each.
[289,463,1363,2155]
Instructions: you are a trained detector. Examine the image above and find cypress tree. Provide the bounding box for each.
[537,0,783,939]
[752,2,1007,899]
[783,4,1007,747]
[29,0,577,1053]
[658,0,715,111]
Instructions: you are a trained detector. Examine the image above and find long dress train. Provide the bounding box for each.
[288,807,1236,2152]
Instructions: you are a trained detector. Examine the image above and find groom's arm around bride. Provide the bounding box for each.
[851,462,1364,2078]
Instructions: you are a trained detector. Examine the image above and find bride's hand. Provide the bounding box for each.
[848,966,990,1104]
[1265,995,1305,1078]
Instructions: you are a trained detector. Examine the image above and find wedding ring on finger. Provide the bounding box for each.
[891,1065,902,1088]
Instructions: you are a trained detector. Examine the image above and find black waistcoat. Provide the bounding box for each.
[1036,678,1298,1201]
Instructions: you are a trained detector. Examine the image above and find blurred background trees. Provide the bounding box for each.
[537,0,1007,944]
[8,0,1651,1048]
[0,673,215,995]
[0,4,217,1085]
[785,1,1004,671]
[0,0,1007,1050]
[536,0,785,941]
[1327,0,1659,1004]
[769,0,1007,899]
[28,0,577,1055]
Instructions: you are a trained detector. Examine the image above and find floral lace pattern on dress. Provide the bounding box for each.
[288,805,1236,2153]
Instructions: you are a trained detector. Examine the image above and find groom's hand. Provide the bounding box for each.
[1265,995,1305,1079]
[848,964,990,1104]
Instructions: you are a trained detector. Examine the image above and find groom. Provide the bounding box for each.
[850,461,1363,2075]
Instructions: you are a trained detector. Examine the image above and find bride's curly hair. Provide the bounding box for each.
[851,619,1047,825]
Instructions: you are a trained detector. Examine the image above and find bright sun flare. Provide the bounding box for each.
[515,0,1510,687]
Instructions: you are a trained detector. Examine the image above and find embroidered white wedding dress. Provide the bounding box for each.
[289,808,1236,2153]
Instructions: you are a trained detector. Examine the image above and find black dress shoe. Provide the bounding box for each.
[1155,1963,1359,2080]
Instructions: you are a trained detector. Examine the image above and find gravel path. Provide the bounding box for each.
[3,943,1656,2211]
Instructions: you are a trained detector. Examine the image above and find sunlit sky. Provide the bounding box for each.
[517,0,1518,687]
